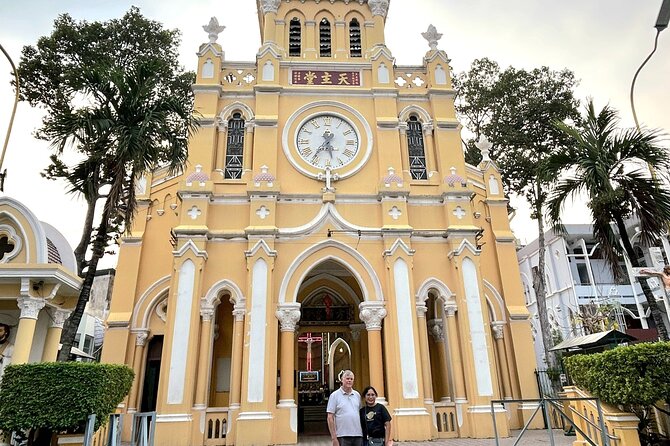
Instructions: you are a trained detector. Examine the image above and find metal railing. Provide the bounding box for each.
[131,412,156,446]
[490,397,619,446]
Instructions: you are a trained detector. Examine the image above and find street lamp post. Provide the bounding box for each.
[0,43,20,192]
[629,0,670,129]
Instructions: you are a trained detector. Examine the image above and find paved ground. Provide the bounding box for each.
[297,430,575,446]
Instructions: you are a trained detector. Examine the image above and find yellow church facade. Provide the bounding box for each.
[101,1,541,444]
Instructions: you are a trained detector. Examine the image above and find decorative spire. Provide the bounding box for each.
[368,0,390,17]
[203,17,225,44]
[476,135,492,162]
[421,24,442,51]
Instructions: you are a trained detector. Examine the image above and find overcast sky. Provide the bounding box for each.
[0,0,668,265]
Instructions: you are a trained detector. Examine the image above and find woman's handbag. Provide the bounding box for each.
[367,438,384,446]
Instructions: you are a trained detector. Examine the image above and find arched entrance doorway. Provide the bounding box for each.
[294,260,367,436]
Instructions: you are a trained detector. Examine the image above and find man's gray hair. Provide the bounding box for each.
[341,369,354,379]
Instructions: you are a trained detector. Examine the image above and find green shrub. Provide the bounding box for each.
[564,342,670,444]
[564,342,670,407]
[0,362,134,434]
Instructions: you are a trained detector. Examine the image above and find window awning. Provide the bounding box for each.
[549,329,636,352]
[58,343,96,360]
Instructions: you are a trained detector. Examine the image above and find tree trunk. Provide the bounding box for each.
[613,216,669,341]
[74,195,97,277]
[57,202,111,361]
[532,209,556,368]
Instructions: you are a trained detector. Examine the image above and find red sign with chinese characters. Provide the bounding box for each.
[291,70,361,86]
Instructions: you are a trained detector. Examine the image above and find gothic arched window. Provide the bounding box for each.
[289,18,301,57]
[319,18,331,57]
[224,113,245,179]
[349,19,362,57]
[407,116,427,180]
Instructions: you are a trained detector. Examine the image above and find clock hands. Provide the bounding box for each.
[317,129,338,158]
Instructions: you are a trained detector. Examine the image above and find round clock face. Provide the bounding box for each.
[295,114,360,170]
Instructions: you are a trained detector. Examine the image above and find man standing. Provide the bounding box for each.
[327,370,363,446]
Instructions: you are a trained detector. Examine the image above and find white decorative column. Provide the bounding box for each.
[359,301,387,400]
[492,322,512,399]
[392,258,421,401]
[416,304,434,404]
[167,259,196,405]
[428,319,451,402]
[444,304,466,403]
[41,307,70,361]
[229,303,246,410]
[461,258,493,397]
[128,330,149,412]
[13,297,46,364]
[276,303,301,406]
[194,303,216,409]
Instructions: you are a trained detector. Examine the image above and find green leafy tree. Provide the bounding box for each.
[16,8,198,361]
[545,100,670,341]
[454,58,580,367]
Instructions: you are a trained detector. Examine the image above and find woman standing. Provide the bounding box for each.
[360,386,392,446]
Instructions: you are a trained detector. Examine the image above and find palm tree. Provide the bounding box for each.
[44,60,198,361]
[544,99,670,341]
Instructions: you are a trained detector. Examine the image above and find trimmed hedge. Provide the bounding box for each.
[564,341,670,407]
[0,362,134,433]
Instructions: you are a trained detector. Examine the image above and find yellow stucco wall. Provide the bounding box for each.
[101,1,541,444]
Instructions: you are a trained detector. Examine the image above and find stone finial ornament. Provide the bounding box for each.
[476,135,492,162]
[383,167,403,187]
[368,0,390,17]
[186,165,210,185]
[444,166,466,187]
[259,0,281,14]
[203,17,225,44]
[421,24,443,51]
[254,165,276,187]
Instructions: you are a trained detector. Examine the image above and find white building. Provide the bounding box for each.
[517,223,670,366]
[74,269,114,360]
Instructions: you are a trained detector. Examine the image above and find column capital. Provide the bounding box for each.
[428,319,444,342]
[17,297,46,320]
[275,302,301,332]
[416,302,428,318]
[259,0,281,14]
[368,0,389,17]
[232,301,246,321]
[47,307,71,328]
[491,322,506,340]
[132,329,150,346]
[359,301,386,331]
[444,303,458,317]
[200,296,217,322]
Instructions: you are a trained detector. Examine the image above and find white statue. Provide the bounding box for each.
[0,323,14,381]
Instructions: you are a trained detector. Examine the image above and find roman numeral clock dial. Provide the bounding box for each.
[296,114,359,170]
